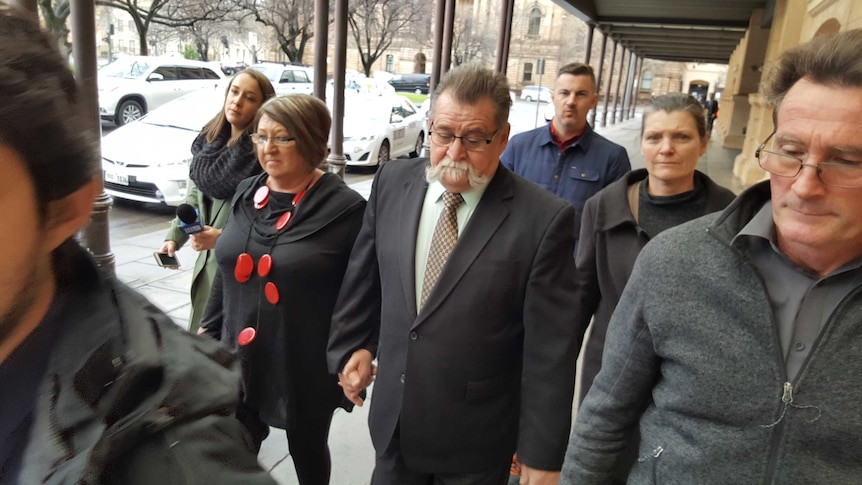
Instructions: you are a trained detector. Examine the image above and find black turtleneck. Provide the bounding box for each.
[637,176,708,238]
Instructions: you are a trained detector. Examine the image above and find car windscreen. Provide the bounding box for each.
[99,58,151,79]
[140,88,224,131]
[344,100,391,123]
[249,65,281,83]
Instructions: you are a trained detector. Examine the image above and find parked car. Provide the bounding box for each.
[387,73,431,94]
[520,85,552,102]
[98,56,224,126]
[248,62,314,96]
[338,95,426,167]
[219,59,249,75]
[101,86,225,206]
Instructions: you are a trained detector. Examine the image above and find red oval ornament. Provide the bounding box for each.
[264,281,280,304]
[276,211,292,231]
[257,254,273,277]
[237,327,256,346]
[254,186,270,209]
[234,253,254,283]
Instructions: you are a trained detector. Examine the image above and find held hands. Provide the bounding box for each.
[189,226,221,252]
[338,349,376,406]
[519,465,560,485]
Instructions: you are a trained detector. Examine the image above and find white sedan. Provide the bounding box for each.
[339,95,426,167]
[101,86,225,206]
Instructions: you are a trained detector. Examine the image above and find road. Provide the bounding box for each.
[103,99,551,241]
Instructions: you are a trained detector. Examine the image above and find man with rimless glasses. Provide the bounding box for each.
[562,30,862,483]
[328,63,579,485]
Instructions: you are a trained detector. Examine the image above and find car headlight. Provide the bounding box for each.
[345,134,377,142]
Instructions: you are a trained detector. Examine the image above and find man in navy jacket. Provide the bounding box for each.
[502,62,630,240]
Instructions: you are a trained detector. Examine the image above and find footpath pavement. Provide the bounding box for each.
[108,112,742,484]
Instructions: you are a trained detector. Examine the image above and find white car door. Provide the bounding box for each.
[146,65,184,112]
[177,66,222,96]
[388,100,412,156]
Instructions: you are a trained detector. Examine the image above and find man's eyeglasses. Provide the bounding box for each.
[755,132,862,189]
[250,133,296,147]
[429,127,499,152]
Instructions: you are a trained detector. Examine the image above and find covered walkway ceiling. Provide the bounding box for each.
[556,0,772,64]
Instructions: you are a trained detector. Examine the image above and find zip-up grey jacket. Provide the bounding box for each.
[562,181,862,484]
[18,242,275,484]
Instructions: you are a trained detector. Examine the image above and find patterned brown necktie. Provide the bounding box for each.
[420,191,464,308]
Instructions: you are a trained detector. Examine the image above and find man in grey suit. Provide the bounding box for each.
[327,64,580,485]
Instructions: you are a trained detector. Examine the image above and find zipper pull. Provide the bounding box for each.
[782,381,793,404]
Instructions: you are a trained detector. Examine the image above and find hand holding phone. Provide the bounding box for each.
[154,251,180,268]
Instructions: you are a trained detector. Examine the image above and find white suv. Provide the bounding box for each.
[249,63,314,97]
[98,56,224,126]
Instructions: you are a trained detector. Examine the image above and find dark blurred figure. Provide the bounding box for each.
[0,4,274,484]
[705,92,719,132]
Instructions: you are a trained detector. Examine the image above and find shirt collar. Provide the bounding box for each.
[549,121,585,150]
[427,176,491,209]
[733,201,862,276]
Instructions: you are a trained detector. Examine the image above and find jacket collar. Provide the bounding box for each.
[708,180,771,247]
[595,169,737,233]
[537,122,597,153]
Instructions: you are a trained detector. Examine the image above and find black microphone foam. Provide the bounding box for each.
[177,204,199,224]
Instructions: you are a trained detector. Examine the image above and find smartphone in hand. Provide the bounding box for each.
[153,251,180,268]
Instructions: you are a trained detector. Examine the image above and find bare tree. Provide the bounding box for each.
[348,0,424,77]
[451,14,495,66]
[235,0,317,63]
[95,0,234,55]
[38,0,71,61]
[147,22,180,56]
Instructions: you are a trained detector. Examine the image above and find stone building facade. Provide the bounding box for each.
[722,0,862,185]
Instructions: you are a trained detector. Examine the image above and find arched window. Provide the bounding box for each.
[528,8,542,36]
[640,70,653,91]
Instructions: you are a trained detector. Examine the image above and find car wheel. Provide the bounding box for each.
[410,133,424,158]
[117,99,144,126]
[414,88,422,94]
[525,95,533,102]
[377,140,391,166]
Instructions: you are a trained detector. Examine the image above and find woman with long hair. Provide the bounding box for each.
[160,69,275,332]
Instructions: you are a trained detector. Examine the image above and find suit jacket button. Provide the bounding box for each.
[409,331,418,340]
[400,373,406,383]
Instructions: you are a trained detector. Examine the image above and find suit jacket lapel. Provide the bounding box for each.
[413,166,513,328]
[398,164,428,320]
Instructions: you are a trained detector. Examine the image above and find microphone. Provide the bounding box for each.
[176,203,204,235]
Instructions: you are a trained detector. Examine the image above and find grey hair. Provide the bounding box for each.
[765,29,862,115]
[432,63,512,130]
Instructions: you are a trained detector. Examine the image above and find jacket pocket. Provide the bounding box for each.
[567,166,601,183]
[465,369,518,401]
